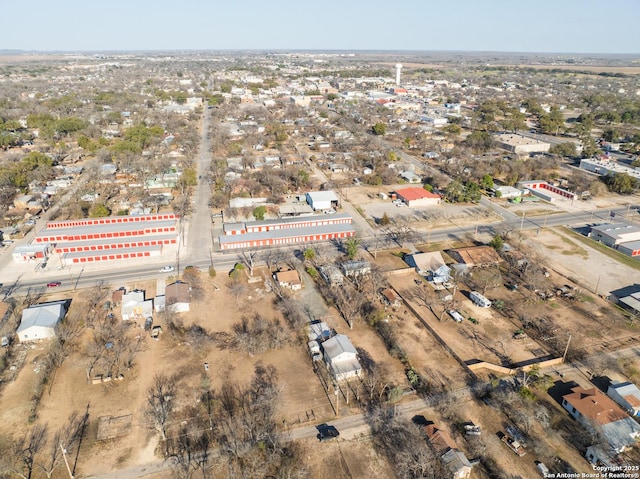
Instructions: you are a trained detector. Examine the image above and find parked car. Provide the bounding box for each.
[46,281,61,288]
[316,424,340,442]
[159,265,175,273]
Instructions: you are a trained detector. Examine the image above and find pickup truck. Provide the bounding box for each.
[498,431,526,457]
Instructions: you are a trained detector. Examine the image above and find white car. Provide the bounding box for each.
[159,266,175,273]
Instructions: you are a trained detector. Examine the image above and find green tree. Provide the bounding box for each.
[489,234,504,251]
[480,174,494,190]
[465,131,493,152]
[549,142,577,158]
[445,179,465,203]
[539,106,565,136]
[464,181,481,203]
[89,203,111,218]
[604,173,637,194]
[372,123,386,136]
[303,248,316,262]
[252,205,266,220]
[344,237,361,260]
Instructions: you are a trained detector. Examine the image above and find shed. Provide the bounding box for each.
[607,382,640,416]
[381,288,402,308]
[448,246,502,268]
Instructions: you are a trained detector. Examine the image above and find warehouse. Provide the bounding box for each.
[305,191,339,211]
[590,223,640,248]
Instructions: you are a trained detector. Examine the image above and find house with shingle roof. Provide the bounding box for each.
[562,386,640,463]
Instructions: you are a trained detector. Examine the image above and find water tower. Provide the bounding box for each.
[395,63,402,86]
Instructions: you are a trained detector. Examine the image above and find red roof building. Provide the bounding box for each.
[395,187,441,207]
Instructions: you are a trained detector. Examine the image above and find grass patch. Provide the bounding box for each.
[561,227,640,271]
[546,230,589,258]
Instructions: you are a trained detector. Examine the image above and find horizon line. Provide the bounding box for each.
[1,48,639,57]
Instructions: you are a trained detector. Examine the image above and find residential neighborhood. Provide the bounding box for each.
[0,36,639,479]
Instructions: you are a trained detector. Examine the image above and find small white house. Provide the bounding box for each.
[322,334,362,381]
[17,300,68,342]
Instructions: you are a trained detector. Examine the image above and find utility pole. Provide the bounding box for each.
[335,388,339,418]
[60,444,74,479]
[520,212,525,232]
[562,334,572,364]
[595,274,601,296]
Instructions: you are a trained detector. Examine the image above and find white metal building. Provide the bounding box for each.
[305,191,339,211]
[17,300,68,342]
[591,223,640,248]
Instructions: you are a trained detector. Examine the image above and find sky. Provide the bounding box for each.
[1,0,639,54]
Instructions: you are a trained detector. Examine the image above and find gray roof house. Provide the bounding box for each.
[17,300,68,342]
[121,290,153,321]
[405,251,451,283]
[608,382,640,417]
[322,334,362,381]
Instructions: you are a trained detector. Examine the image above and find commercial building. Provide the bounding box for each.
[34,214,179,264]
[590,223,640,248]
[395,187,441,207]
[305,191,339,211]
[517,181,577,202]
[495,133,550,155]
[579,158,640,181]
[218,214,355,250]
[12,243,52,263]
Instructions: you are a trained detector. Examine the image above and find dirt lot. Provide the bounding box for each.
[346,184,500,229]
[529,227,640,297]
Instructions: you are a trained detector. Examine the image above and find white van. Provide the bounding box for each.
[469,291,491,308]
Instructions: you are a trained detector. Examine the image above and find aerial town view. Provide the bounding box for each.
[0,1,640,478]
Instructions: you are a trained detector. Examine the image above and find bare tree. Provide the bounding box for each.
[37,411,88,479]
[239,250,259,277]
[9,424,48,479]
[227,281,248,306]
[367,407,446,479]
[145,374,177,441]
[334,283,365,329]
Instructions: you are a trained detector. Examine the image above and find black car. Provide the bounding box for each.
[316,424,340,442]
